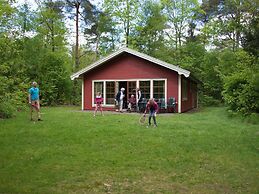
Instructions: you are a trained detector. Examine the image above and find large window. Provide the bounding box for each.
[106,81,115,104]
[94,82,103,103]
[153,80,165,100]
[139,81,150,100]
[93,79,166,106]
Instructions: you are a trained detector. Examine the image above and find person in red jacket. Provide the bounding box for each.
[144,98,158,127]
[94,92,104,116]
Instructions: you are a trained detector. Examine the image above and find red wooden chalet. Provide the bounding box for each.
[71,47,199,113]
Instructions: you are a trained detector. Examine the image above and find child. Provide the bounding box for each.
[144,98,158,127]
[128,94,136,112]
[94,92,103,116]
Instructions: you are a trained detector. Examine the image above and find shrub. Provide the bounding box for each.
[199,94,222,106]
[223,71,259,115]
[0,99,16,119]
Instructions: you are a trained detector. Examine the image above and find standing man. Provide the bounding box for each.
[136,87,142,111]
[116,88,125,112]
[28,81,42,121]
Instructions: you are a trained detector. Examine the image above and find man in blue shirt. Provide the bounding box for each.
[28,81,42,121]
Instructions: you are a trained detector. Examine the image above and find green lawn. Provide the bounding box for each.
[0,107,258,193]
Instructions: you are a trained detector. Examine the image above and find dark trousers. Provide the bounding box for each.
[148,110,157,125]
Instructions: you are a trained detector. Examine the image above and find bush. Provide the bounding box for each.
[200,94,222,106]
[0,99,16,119]
[223,71,259,115]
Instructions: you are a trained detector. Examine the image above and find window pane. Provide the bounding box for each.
[94,82,103,104]
[182,79,188,100]
[153,80,165,100]
[106,81,115,104]
[139,81,150,100]
[128,81,136,99]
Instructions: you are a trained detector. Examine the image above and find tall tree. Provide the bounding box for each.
[36,0,66,52]
[64,0,92,70]
[132,0,167,57]
[200,0,257,51]
[0,0,29,118]
[83,2,117,58]
[103,0,140,47]
[161,0,201,49]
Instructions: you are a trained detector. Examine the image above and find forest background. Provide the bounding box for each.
[0,0,258,120]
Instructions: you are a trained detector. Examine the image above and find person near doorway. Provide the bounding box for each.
[136,87,142,111]
[115,88,125,112]
[128,94,136,112]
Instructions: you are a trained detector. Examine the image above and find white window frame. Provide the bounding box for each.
[92,79,167,108]
[182,78,188,101]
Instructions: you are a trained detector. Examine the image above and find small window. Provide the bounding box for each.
[182,79,188,101]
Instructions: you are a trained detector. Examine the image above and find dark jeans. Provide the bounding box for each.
[148,110,157,125]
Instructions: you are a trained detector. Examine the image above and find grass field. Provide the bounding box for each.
[0,107,258,193]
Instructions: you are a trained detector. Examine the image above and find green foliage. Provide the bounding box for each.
[0,99,16,118]
[0,1,73,118]
[200,51,223,101]
[242,16,259,57]
[223,67,259,115]
[161,0,201,49]
[131,1,167,57]
[199,94,221,106]
[0,31,28,118]
[103,0,141,46]
[39,52,72,105]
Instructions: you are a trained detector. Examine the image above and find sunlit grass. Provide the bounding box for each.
[0,106,258,193]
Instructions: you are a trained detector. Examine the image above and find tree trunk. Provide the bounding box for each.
[95,35,100,60]
[51,19,55,52]
[126,0,129,47]
[75,2,80,70]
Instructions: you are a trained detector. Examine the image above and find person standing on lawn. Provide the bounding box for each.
[94,92,104,116]
[144,98,158,128]
[28,81,42,121]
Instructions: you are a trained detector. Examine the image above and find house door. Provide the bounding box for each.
[118,81,127,109]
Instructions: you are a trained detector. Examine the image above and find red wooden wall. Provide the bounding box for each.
[181,77,198,112]
[83,53,180,111]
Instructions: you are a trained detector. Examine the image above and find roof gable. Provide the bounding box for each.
[70,47,190,80]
